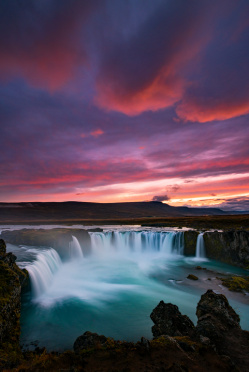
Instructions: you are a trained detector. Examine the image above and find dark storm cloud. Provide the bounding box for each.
[217,197,249,211]
[152,195,170,202]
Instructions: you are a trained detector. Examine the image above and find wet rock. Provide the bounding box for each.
[73,331,107,353]
[150,301,195,338]
[187,274,198,281]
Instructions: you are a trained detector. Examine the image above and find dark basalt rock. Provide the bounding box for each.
[0,239,29,368]
[196,289,240,332]
[150,301,195,338]
[0,239,6,257]
[204,230,249,268]
[196,289,249,371]
[73,331,107,353]
[184,230,198,256]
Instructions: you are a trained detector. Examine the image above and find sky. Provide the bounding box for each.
[0,0,249,211]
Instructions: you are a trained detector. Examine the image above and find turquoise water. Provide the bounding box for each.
[5,228,249,351]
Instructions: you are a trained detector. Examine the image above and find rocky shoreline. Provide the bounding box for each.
[0,237,249,371]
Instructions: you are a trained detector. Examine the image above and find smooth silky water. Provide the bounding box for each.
[5,228,249,351]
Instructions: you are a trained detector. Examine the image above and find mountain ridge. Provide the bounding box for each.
[0,201,227,223]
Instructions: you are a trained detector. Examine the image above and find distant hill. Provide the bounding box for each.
[0,201,227,223]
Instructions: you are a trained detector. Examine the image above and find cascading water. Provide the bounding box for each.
[195,233,206,260]
[89,230,184,256]
[26,248,62,298]
[14,227,249,351]
[69,235,84,259]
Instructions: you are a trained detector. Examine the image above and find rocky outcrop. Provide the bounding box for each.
[150,301,195,338]
[74,331,108,353]
[204,230,249,268]
[196,289,249,371]
[0,239,28,368]
[0,228,97,258]
[183,230,249,268]
[150,290,249,372]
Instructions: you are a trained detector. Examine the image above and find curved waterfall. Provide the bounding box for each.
[25,230,184,300]
[26,248,62,298]
[90,231,184,256]
[70,235,84,259]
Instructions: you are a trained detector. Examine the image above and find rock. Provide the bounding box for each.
[184,230,198,256]
[195,266,206,270]
[187,274,198,280]
[218,275,249,293]
[140,336,150,350]
[0,238,29,369]
[73,331,107,353]
[199,335,210,345]
[196,289,249,371]
[1,228,92,259]
[0,239,6,257]
[150,301,195,338]
[204,230,249,268]
[196,289,240,332]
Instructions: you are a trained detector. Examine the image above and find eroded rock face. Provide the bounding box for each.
[150,301,195,338]
[204,230,249,268]
[0,239,29,368]
[184,230,198,256]
[1,228,94,258]
[73,331,107,353]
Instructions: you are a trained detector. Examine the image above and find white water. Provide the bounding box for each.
[25,231,184,304]
[69,235,84,260]
[90,231,184,257]
[26,248,62,298]
[195,233,206,260]
[18,228,248,350]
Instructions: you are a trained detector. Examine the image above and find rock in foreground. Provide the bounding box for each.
[150,301,195,338]
[196,289,249,370]
[150,289,249,372]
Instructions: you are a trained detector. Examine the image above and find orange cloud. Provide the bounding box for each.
[90,129,104,137]
[176,100,249,123]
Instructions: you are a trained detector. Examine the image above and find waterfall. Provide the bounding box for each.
[195,233,206,259]
[69,236,84,259]
[26,248,62,298]
[89,231,184,256]
[25,230,184,302]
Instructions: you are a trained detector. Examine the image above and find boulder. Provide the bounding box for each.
[196,289,240,333]
[187,274,198,280]
[196,289,249,371]
[150,301,195,338]
[73,331,107,353]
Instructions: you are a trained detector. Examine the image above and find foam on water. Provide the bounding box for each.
[10,229,248,350]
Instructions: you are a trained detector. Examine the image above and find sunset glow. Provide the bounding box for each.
[1,1,249,211]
